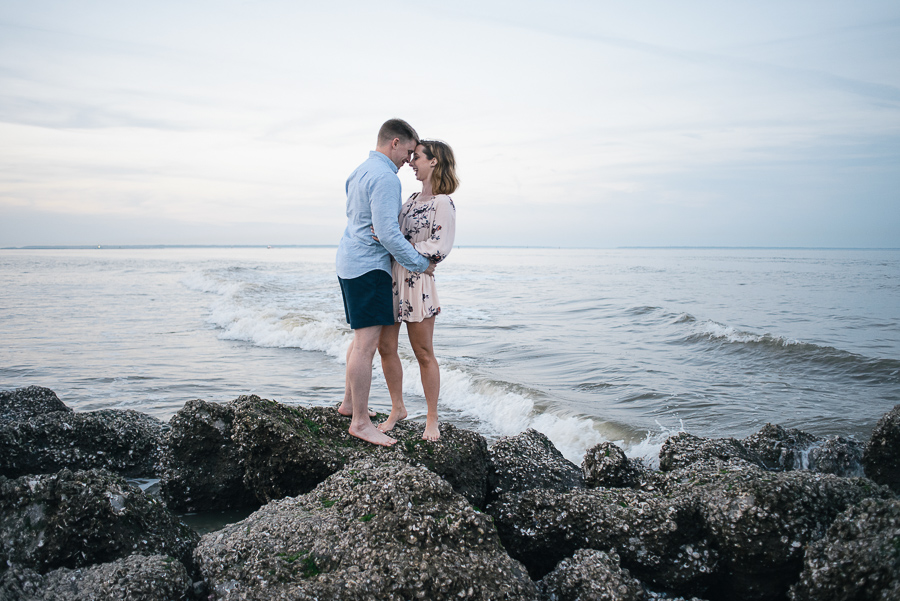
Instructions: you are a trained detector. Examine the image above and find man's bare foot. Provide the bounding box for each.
[349,422,397,446]
[377,407,408,433]
[337,403,376,418]
[422,418,440,441]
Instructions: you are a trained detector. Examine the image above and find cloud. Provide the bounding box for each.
[0,1,898,247]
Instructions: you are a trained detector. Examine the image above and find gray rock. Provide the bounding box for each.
[487,486,717,595]
[644,593,709,601]
[0,554,192,600]
[658,458,896,601]
[789,497,900,601]
[659,432,764,472]
[0,386,71,424]
[742,423,865,477]
[806,436,865,477]
[0,468,199,574]
[538,548,645,601]
[864,403,900,494]
[583,441,644,488]
[486,428,583,503]
[158,398,258,512]
[194,459,538,600]
[231,395,489,507]
[385,418,490,508]
[0,409,166,478]
[742,423,821,471]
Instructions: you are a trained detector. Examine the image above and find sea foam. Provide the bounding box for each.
[183,267,663,464]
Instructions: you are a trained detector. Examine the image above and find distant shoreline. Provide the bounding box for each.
[2,244,899,252]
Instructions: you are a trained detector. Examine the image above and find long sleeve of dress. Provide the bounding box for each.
[413,195,456,263]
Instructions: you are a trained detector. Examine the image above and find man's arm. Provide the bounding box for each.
[370,177,431,273]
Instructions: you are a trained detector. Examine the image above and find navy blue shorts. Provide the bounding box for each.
[338,270,395,330]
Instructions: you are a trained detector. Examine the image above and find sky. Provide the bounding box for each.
[1,0,898,248]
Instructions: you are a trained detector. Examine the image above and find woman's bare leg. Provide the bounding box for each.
[377,322,407,432]
[407,316,440,440]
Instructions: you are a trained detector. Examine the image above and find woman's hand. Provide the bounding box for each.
[370,225,379,243]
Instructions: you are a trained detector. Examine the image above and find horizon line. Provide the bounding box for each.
[2,244,899,251]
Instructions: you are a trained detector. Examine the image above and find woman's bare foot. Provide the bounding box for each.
[348,422,397,446]
[377,407,408,433]
[337,402,376,418]
[422,417,440,441]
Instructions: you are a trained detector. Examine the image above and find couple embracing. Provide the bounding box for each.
[335,119,458,446]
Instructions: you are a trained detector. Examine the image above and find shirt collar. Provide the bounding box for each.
[370,150,398,174]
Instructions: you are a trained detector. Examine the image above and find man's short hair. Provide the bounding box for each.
[377,119,419,147]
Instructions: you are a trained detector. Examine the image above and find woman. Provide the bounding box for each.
[376,139,458,441]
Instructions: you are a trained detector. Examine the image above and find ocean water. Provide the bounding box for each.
[1,247,898,466]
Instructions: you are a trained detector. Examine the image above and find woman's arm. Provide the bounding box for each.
[414,196,456,264]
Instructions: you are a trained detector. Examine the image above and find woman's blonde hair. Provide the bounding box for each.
[419,140,459,195]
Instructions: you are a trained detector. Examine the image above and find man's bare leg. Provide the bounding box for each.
[408,317,440,441]
[346,325,396,446]
[376,322,407,432]
[338,337,376,418]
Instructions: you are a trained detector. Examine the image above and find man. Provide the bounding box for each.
[336,119,433,446]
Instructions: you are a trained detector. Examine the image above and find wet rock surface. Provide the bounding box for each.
[487,486,716,594]
[3,386,899,600]
[0,468,199,574]
[582,441,645,488]
[864,403,900,493]
[742,423,865,477]
[486,428,584,504]
[659,432,764,472]
[0,554,192,600]
[0,407,166,479]
[159,398,258,513]
[788,497,900,601]
[657,458,895,601]
[0,386,71,424]
[538,548,645,601]
[805,435,865,477]
[742,423,820,470]
[194,459,538,600]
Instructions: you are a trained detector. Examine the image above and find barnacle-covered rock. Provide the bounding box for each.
[0,554,192,600]
[863,403,900,494]
[159,398,258,512]
[486,428,583,504]
[0,408,166,478]
[806,436,865,478]
[487,486,717,596]
[659,458,895,601]
[583,441,645,488]
[538,548,645,601]
[385,418,490,507]
[0,386,71,424]
[230,395,489,507]
[0,468,198,574]
[159,396,489,511]
[194,460,537,600]
[742,423,821,471]
[742,423,865,477]
[659,432,764,472]
[789,497,900,601]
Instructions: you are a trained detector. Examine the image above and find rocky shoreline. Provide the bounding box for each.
[1,385,898,600]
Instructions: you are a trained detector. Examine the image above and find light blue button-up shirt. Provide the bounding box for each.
[336,151,431,279]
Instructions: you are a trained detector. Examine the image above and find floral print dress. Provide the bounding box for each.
[392,192,457,323]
